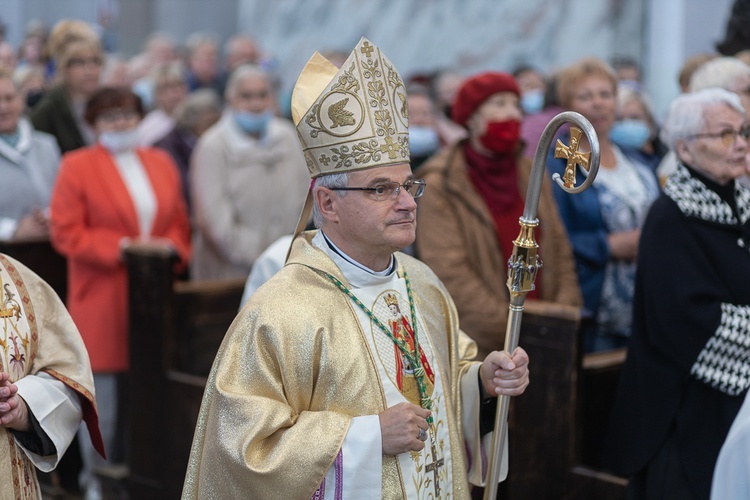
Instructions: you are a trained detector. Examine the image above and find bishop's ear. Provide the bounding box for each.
[314,187,339,224]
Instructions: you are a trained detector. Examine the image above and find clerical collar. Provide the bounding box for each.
[313,230,396,288]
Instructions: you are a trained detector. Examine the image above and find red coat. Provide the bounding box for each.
[50,145,191,372]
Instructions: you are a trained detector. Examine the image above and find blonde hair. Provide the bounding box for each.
[556,57,618,109]
[47,19,99,63]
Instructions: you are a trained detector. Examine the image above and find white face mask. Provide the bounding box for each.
[99,129,140,153]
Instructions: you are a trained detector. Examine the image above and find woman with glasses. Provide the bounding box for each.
[30,19,103,154]
[604,87,750,499]
[49,86,191,499]
[546,57,660,353]
[415,72,581,360]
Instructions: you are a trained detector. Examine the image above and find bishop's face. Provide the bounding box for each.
[324,163,418,271]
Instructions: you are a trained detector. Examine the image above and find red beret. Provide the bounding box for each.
[451,72,520,127]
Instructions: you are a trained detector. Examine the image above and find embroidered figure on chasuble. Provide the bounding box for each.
[367,288,449,498]
[380,292,436,403]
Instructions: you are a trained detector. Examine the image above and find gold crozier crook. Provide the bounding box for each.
[554,127,591,188]
[483,112,600,500]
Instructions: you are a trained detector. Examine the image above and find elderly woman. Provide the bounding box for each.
[611,85,667,172]
[49,86,191,498]
[136,61,189,146]
[546,57,660,352]
[604,88,750,499]
[0,67,60,240]
[190,65,308,281]
[415,72,581,359]
[30,20,102,153]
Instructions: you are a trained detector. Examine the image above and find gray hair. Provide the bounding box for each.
[151,61,186,89]
[689,57,750,92]
[661,87,745,150]
[224,64,270,102]
[312,173,349,228]
[616,85,657,126]
[174,88,223,130]
[185,32,218,56]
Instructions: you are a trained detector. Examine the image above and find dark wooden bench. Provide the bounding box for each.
[0,238,67,302]
[124,246,245,499]
[500,301,628,500]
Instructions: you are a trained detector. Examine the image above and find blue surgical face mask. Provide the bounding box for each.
[520,89,545,115]
[234,110,273,136]
[609,119,651,150]
[99,128,140,153]
[409,126,440,158]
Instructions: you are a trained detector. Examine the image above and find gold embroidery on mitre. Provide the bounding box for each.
[292,37,410,178]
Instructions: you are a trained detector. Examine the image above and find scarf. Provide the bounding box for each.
[464,142,540,298]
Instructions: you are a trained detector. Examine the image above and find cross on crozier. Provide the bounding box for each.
[425,439,445,496]
[554,127,591,188]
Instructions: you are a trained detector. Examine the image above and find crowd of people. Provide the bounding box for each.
[0,14,749,500]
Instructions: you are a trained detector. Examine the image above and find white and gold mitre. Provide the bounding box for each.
[291,37,410,178]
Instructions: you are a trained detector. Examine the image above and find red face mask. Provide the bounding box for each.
[479,119,521,155]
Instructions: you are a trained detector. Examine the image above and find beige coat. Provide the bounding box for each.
[190,113,309,281]
[416,142,582,358]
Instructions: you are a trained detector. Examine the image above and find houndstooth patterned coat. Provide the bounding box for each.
[603,163,750,499]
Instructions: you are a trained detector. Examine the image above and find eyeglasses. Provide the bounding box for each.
[689,125,750,147]
[66,57,103,68]
[330,178,426,201]
[97,110,140,124]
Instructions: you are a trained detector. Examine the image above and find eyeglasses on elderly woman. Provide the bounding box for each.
[688,124,750,147]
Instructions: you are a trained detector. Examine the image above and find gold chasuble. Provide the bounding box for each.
[183,232,504,499]
[0,254,103,500]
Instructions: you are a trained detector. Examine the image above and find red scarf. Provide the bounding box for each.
[464,142,541,299]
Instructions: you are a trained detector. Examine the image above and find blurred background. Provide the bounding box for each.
[0,0,740,119]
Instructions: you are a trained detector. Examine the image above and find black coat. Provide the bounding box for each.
[604,164,750,498]
[154,126,196,212]
[30,85,87,154]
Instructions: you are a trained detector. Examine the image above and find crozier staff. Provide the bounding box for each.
[183,38,529,499]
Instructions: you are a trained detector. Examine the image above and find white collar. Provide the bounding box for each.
[312,230,397,289]
[0,117,33,164]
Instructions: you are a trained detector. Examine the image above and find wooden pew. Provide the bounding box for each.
[499,301,628,500]
[124,246,245,499]
[125,248,628,499]
[0,238,67,302]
